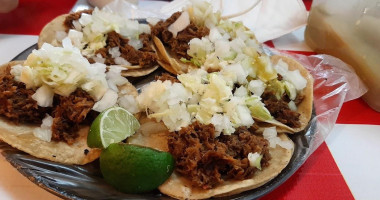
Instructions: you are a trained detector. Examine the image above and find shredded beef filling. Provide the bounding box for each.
[168,122,271,189]
[51,89,95,144]
[94,31,158,67]
[0,66,51,123]
[0,67,97,144]
[63,10,93,31]
[64,11,157,67]
[262,90,302,128]
[151,12,210,60]
[155,73,180,83]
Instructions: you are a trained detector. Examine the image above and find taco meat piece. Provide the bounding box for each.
[63,9,93,31]
[168,122,271,189]
[0,67,51,124]
[152,12,210,60]
[262,90,301,128]
[94,31,158,67]
[155,73,180,83]
[51,89,96,144]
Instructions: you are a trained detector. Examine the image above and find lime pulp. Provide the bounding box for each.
[87,107,140,149]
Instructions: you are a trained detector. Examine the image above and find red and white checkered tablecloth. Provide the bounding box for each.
[0,0,379,199]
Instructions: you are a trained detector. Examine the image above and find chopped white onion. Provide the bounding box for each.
[234,86,248,97]
[168,11,190,38]
[211,114,235,137]
[55,31,68,42]
[208,27,223,43]
[72,20,82,31]
[61,37,73,49]
[128,39,143,50]
[215,40,230,59]
[288,100,297,111]
[78,13,92,26]
[275,59,307,91]
[236,105,254,126]
[166,83,192,106]
[92,89,118,112]
[263,127,294,150]
[248,152,262,169]
[114,57,131,65]
[93,53,106,64]
[118,94,139,114]
[106,66,129,92]
[108,47,121,58]
[68,30,83,48]
[33,114,53,142]
[10,64,23,82]
[248,79,266,97]
[222,63,248,85]
[32,85,54,107]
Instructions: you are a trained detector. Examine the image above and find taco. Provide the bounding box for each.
[150,1,313,133]
[128,112,293,199]
[260,55,313,133]
[38,8,158,77]
[0,42,139,165]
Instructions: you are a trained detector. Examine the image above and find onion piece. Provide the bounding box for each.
[32,85,54,107]
[263,127,294,150]
[168,11,190,38]
[33,114,53,142]
[118,94,139,114]
[55,31,68,42]
[92,89,118,112]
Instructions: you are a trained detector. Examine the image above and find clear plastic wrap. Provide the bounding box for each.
[269,48,367,155]
[305,0,380,111]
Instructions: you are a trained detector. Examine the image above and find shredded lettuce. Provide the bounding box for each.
[284,80,297,100]
[13,41,108,101]
[246,96,273,121]
[266,79,285,100]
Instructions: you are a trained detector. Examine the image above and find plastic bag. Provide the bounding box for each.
[305,0,380,111]
[268,48,367,155]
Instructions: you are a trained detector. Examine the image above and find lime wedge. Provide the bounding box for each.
[100,143,175,193]
[87,107,140,149]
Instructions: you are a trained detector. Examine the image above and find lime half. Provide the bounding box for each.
[88,107,140,148]
[100,143,175,193]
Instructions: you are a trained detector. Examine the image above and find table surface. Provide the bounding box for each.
[0,0,380,199]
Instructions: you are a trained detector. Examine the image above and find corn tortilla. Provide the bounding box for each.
[128,115,294,199]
